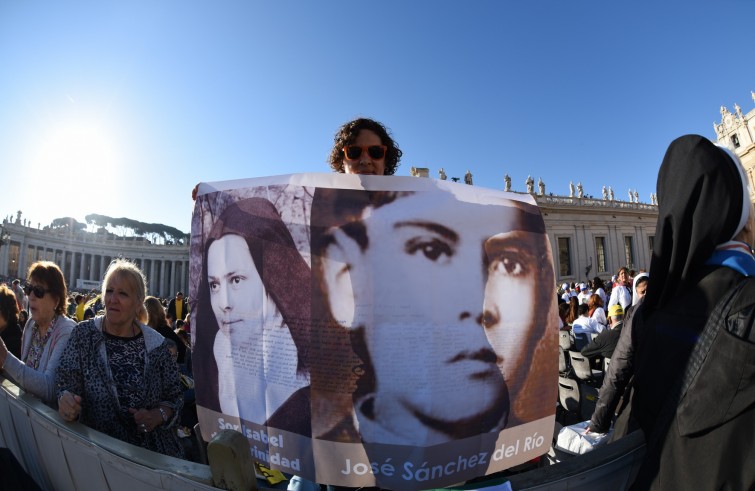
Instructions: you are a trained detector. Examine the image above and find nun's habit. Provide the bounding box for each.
[629,135,755,490]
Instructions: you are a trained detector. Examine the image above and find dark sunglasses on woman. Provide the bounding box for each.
[24,284,50,298]
[343,144,387,161]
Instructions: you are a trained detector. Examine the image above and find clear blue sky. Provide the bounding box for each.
[1,1,753,234]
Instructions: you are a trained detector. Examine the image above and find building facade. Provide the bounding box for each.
[0,219,189,298]
[8,92,752,296]
[1,189,655,295]
[535,194,657,285]
[714,92,755,198]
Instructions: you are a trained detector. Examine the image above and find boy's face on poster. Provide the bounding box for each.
[324,191,542,428]
[207,234,265,345]
[481,230,542,396]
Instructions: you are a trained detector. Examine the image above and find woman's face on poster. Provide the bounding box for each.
[207,234,265,345]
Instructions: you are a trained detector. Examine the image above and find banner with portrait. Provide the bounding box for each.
[190,173,558,489]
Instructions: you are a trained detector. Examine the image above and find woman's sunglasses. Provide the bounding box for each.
[24,285,51,298]
[343,145,387,161]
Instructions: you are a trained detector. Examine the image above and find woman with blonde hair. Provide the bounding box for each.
[56,259,183,457]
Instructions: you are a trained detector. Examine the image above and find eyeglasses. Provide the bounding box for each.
[343,145,387,161]
[24,284,51,298]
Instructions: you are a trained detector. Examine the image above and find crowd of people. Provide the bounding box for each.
[1,118,753,490]
[0,260,196,460]
[555,135,754,489]
[557,271,648,357]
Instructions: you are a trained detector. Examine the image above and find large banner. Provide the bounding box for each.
[190,173,558,489]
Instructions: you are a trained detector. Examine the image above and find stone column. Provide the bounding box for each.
[99,255,106,282]
[68,252,76,287]
[17,236,27,278]
[0,238,8,277]
[65,251,76,288]
[169,261,177,296]
[150,259,157,296]
[73,252,84,287]
[78,253,86,286]
[179,261,186,296]
[89,254,96,281]
[160,260,167,297]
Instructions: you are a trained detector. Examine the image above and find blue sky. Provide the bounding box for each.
[1,1,753,233]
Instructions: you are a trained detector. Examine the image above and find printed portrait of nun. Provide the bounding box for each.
[193,197,313,436]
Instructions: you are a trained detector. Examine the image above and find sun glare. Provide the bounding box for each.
[29,119,125,223]
[36,122,119,172]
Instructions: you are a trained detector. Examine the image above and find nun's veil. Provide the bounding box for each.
[644,135,748,313]
[194,197,311,411]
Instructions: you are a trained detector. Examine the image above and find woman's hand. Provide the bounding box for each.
[129,407,168,433]
[58,391,82,422]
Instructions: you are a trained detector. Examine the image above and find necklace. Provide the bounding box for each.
[103,317,138,337]
[25,315,59,370]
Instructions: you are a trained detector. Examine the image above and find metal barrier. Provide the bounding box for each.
[0,375,645,490]
[0,377,215,491]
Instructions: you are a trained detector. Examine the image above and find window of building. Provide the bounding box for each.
[558,237,572,277]
[595,236,606,273]
[648,235,655,256]
[8,242,20,278]
[25,245,35,271]
[624,236,635,268]
[732,133,740,148]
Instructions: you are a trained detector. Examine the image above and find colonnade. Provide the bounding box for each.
[0,221,189,298]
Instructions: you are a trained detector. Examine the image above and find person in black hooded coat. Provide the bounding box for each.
[627,135,755,490]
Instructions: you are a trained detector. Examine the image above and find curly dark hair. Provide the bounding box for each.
[328,118,402,175]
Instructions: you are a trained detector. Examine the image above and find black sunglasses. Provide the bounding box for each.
[24,284,51,299]
[343,145,387,161]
